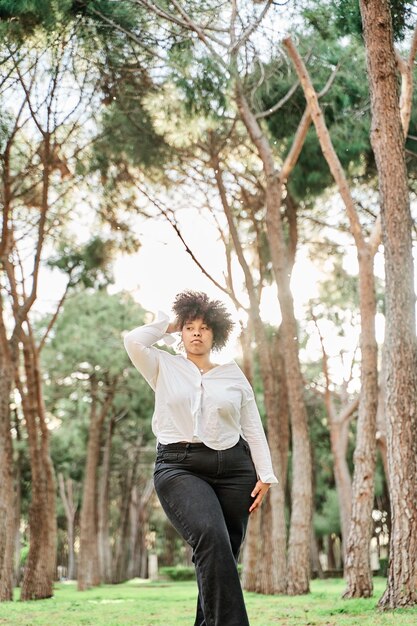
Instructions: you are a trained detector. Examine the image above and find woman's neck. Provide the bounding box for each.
[186,354,213,372]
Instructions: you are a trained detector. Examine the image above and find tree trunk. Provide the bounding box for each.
[235,86,313,595]
[97,415,116,583]
[239,320,254,384]
[314,313,357,562]
[58,474,77,580]
[128,480,154,579]
[311,532,324,580]
[376,350,388,482]
[78,383,114,591]
[329,413,352,561]
[212,155,288,593]
[112,470,133,584]
[359,0,417,609]
[256,333,289,594]
[19,339,57,601]
[241,508,261,591]
[343,255,378,597]
[282,37,380,598]
[0,354,15,601]
[113,436,142,583]
[13,418,22,587]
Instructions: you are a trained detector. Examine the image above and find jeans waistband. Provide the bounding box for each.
[157,437,245,453]
[157,440,208,452]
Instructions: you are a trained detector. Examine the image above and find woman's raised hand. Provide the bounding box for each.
[167,319,182,334]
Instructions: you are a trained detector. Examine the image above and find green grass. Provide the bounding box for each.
[0,578,416,625]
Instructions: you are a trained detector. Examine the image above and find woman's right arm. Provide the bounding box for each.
[123,311,177,389]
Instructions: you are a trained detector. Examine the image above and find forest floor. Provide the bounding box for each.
[0,577,416,625]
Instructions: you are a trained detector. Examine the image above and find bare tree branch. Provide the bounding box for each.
[283,36,366,252]
[133,181,236,300]
[230,0,274,53]
[256,79,299,119]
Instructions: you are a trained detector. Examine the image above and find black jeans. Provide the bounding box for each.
[153,437,257,626]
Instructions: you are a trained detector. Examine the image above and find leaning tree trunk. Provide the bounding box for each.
[235,87,313,594]
[0,352,15,601]
[213,156,288,593]
[282,37,381,597]
[316,312,357,561]
[359,0,417,609]
[78,383,114,591]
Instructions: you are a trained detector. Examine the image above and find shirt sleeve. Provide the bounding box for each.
[240,394,279,484]
[123,311,175,390]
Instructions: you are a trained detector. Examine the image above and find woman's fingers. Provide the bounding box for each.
[249,480,270,513]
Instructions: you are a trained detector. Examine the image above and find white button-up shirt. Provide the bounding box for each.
[124,312,278,484]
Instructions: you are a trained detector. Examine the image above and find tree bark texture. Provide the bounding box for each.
[359,0,417,608]
[212,156,288,593]
[97,416,115,583]
[0,354,15,601]
[329,408,353,560]
[282,37,380,598]
[58,474,77,580]
[241,506,261,591]
[343,255,378,597]
[235,86,313,595]
[19,339,57,601]
[313,309,357,561]
[13,418,23,587]
[78,383,114,591]
[375,352,389,482]
[128,480,154,579]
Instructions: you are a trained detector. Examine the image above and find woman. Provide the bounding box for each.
[124,290,278,626]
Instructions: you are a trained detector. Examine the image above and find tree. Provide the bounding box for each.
[358,0,417,608]
[0,1,168,599]
[44,290,154,589]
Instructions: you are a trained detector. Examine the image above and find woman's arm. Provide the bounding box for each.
[240,396,279,485]
[123,312,177,389]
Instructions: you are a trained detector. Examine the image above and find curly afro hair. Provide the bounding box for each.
[172,290,234,351]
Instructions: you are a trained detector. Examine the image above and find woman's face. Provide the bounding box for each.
[181,317,214,356]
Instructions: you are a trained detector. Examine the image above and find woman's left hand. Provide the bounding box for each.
[249,480,271,513]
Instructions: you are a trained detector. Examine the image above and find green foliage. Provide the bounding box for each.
[92,93,167,176]
[49,419,86,481]
[19,543,29,567]
[174,56,230,119]
[378,557,388,577]
[331,0,414,40]
[46,237,115,289]
[159,565,196,581]
[41,290,156,526]
[43,290,144,379]
[256,33,373,202]
[0,0,56,33]
[0,0,142,38]
[70,0,139,31]
[314,488,342,536]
